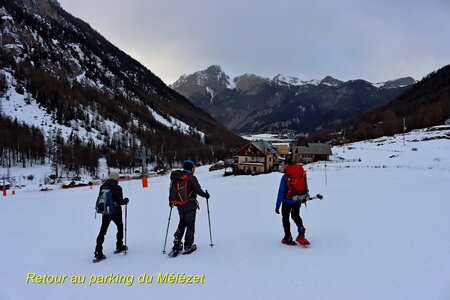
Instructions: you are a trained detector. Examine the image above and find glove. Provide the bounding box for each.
[205,190,210,200]
[124,197,129,204]
[275,206,280,214]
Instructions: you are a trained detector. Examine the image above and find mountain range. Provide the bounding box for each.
[308,64,450,144]
[171,65,417,134]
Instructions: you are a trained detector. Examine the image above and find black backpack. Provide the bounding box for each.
[169,170,193,206]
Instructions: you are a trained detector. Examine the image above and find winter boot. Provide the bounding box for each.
[296,227,310,246]
[183,244,197,254]
[281,236,296,246]
[172,239,183,252]
[114,245,128,254]
[94,251,106,260]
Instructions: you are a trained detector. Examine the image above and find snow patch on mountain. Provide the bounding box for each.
[148,107,205,142]
[1,69,107,145]
[272,74,302,86]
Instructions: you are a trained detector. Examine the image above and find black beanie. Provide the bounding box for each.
[284,157,294,165]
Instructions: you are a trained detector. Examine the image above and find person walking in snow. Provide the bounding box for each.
[275,158,310,246]
[94,172,129,260]
[169,160,210,254]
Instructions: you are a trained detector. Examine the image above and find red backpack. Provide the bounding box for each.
[284,164,307,199]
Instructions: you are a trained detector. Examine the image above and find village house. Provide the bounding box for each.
[291,143,332,164]
[233,140,277,174]
[272,143,290,159]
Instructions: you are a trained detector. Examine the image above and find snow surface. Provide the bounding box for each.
[1,127,450,300]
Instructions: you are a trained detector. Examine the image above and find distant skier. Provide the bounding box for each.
[275,158,310,247]
[169,160,210,256]
[94,172,129,261]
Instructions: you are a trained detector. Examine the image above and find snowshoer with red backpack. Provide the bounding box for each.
[169,160,210,256]
[275,158,310,247]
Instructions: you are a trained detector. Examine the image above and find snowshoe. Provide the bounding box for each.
[296,235,311,247]
[168,241,183,258]
[93,252,106,263]
[281,236,297,246]
[168,249,182,258]
[182,244,197,255]
[114,245,128,254]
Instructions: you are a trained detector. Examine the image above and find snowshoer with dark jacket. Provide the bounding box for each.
[275,158,310,246]
[94,172,129,260]
[170,160,210,254]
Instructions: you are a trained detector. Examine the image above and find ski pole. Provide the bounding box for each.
[124,203,128,255]
[162,207,173,254]
[206,192,214,247]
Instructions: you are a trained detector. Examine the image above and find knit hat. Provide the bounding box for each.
[109,172,120,180]
[283,157,294,166]
[182,160,195,171]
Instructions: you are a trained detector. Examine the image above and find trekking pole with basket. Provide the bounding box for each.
[206,190,214,247]
[124,203,128,255]
[162,207,173,254]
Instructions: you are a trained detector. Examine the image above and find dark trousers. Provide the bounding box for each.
[95,213,124,253]
[281,202,304,238]
[174,207,197,247]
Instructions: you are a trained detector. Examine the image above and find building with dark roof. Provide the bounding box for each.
[291,143,332,164]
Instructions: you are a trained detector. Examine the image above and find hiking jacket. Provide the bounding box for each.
[186,170,208,198]
[98,179,127,215]
[276,174,303,208]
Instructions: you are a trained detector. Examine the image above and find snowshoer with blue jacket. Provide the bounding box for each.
[275,158,310,246]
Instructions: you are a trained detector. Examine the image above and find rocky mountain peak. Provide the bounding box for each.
[170,65,231,100]
[382,77,417,88]
[319,75,344,87]
[272,74,301,86]
[234,73,269,93]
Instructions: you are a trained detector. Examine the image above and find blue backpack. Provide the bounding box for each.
[95,188,117,215]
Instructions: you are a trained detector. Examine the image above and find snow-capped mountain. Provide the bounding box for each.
[374,77,417,89]
[319,75,344,87]
[0,0,242,168]
[170,65,233,108]
[171,65,417,134]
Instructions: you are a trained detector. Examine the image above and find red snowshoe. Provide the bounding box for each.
[296,235,311,248]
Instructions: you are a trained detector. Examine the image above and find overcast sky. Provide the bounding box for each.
[57,0,450,85]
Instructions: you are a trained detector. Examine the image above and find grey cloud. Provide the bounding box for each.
[58,0,450,84]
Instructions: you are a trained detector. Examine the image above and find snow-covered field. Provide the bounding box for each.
[1,126,450,300]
